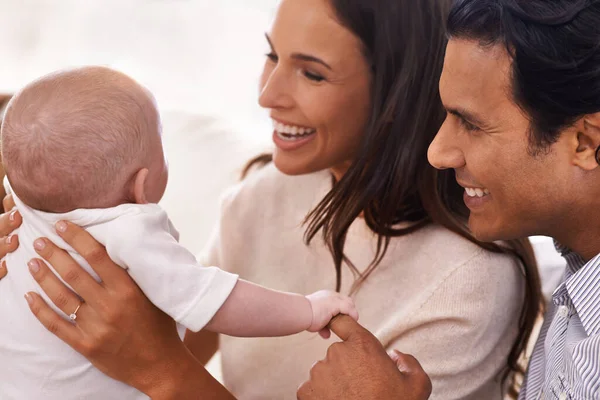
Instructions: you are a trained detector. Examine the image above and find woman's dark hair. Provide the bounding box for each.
[448,0,600,151]
[244,0,542,396]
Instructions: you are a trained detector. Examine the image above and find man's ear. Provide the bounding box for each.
[573,113,600,171]
[132,168,149,204]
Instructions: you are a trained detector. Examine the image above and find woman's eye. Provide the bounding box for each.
[303,71,325,82]
[265,52,278,62]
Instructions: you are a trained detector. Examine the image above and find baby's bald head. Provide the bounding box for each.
[1,66,167,212]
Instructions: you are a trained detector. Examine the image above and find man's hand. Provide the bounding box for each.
[297,315,432,400]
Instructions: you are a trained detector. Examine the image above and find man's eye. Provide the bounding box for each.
[460,118,480,132]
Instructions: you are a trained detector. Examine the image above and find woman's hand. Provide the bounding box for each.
[0,194,22,279]
[296,315,432,400]
[24,220,234,400]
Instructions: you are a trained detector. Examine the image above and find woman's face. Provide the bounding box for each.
[259,0,372,179]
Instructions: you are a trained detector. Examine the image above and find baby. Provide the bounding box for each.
[0,67,358,399]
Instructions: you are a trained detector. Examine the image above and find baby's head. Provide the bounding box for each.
[1,66,168,213]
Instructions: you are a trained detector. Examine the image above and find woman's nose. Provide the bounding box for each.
[258,64,295,110]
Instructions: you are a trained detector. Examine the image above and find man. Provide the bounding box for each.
[300,0,600,398]
[431,1,600,398]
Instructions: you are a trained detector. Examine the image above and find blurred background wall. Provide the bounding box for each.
[0,0,279,253]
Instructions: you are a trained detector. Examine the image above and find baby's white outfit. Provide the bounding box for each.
[0,179,238,399]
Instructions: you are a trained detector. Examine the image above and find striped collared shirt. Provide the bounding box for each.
[519,244,600,400]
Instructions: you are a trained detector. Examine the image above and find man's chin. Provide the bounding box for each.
[467,217,504,242]
[468,214,535,243]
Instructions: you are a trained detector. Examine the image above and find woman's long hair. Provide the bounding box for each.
[244,0,543,396]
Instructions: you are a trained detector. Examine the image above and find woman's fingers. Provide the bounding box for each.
[24,291,84,350]
[32,238,104,306]
[2,194,15,213]
[0,233,19,259]
[0,199,22,262]
[27,258,87,319]
[0,260,7,279]
[53,221,128,287]
[0,208,21,238]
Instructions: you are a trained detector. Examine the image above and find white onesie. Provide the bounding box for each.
[0,179,239,399]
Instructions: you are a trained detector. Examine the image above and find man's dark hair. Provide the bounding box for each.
[448,0,600,150]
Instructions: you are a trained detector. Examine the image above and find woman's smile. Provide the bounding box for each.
[272,118,317,150]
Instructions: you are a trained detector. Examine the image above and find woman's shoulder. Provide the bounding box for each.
[381,224,525,330]
[218,163,331,221]
[405,223,521,280]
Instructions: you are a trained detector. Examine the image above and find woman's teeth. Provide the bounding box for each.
[273,121,316,141]
[465,187,490,198]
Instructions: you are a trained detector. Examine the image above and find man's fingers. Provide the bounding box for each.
[53,221,128,286]
[297,361,327,400]
[24,291,84,350]
[328,314,369,341]
[390,351,424,374]
[2,194,15,213]
[31,238,103,306]
[0,208,21,237]
[296,380,314,400]
[390,350,433,397]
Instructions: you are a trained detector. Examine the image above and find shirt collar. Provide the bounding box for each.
[562,250,600,336]
[554,240,586,276]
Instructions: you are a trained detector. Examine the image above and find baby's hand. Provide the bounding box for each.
[305,290,359,339]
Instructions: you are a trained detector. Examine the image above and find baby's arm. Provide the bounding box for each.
[105,209,358,337]
[205,280,359,337]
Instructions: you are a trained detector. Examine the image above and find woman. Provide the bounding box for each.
[0,0,542,398]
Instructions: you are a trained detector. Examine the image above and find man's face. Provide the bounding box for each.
[428,39,578,241]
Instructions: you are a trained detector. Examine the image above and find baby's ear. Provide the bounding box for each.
[132,168,149,204]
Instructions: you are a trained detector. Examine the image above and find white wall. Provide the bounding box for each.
[0,0,280,253]
[0,0,278,143]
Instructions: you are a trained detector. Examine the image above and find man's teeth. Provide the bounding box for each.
[273,121,316,137]
[465,187,490,198]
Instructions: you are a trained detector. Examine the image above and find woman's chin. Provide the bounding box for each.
[272,153,321,176]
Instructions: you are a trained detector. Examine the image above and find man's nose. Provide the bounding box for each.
[428,122,465,170]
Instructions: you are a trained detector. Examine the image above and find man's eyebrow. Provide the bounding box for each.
[265,33,332,71]
[446,107,486,126]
